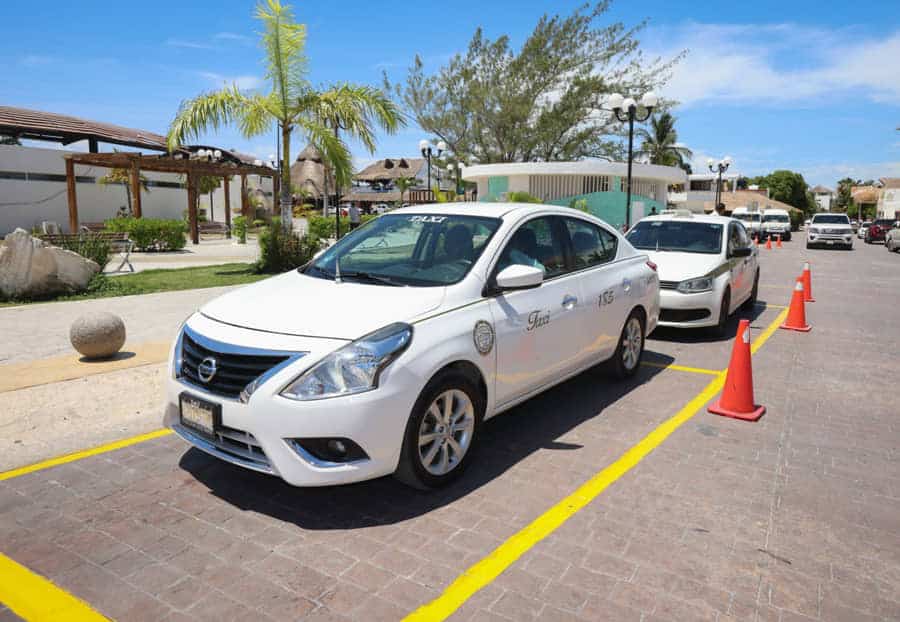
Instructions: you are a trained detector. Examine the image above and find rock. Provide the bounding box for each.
[70,313,126,359]
[0,229,99,300]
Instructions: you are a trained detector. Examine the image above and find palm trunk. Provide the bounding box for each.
[280,124,293,232]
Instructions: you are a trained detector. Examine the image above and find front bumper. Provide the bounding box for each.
[762,228,791,240]
[657,288,720,328]
[808,232,853,247]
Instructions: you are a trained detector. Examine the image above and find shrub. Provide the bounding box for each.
[106,217,187,251]
[308,215,377,240]
[232,216,248,244]
[252,219,266,228]
[255,218,324,273]
[55,233,111,271]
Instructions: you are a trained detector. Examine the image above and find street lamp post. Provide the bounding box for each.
[419,139,446,198]
[707,156,733,212]
[607,91,658,230]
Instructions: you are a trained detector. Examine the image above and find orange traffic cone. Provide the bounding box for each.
[801,261,814,302]
[709,319,765,421]
[780,278,812,332]
[765,236,772,249]
[776,234,783,248]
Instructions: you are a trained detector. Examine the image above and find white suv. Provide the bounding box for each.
[807,213,853,249]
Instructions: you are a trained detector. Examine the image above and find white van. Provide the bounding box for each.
[761,208,792,241]
[731,207,762,239]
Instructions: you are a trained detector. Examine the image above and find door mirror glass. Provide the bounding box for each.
[730,246,752,258]
[495,264,544,290]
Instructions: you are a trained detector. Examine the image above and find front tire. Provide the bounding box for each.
[609,311,645,380]
[711,288,731,338]
[394,370,483,490]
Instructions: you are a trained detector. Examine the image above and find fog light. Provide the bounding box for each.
[287,437,368,464]
[327,439,347,456]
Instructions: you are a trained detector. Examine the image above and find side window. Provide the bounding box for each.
[496,216,567,278]
[565,218,618,269]
[735,223,751,248]
[727,224,740,255]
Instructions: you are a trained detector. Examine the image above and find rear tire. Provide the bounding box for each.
[608,310,645,380]
[394,370,483,490]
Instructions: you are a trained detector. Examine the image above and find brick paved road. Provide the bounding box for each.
[1,239,898,621]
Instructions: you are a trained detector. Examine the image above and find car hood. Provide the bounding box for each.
[643,251,724,282]
[200,271,446,340]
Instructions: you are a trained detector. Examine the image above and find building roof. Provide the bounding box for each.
[463,161,687,184]
[810,185,833,194]
[0,105,172,152]
[290,144,325,197]
[354,158,425,182]
[710,191,802,214]
[880,178,900,189]
[851,185,880,204]
[345,190,401,203]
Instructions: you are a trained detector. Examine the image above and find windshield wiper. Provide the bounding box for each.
[339,271,404,286]
[304,264,336,280]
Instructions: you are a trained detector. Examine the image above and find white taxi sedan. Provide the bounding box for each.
[164,203,659,489]
[626,213,758,335]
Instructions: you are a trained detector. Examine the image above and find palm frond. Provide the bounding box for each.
[301,84,405,153]
[256,0,309,114]
[167,86,267,151]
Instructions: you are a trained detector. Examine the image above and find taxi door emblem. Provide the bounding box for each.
[473,321,495,355]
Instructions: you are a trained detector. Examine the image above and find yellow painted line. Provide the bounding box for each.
[0,552,109,621]
[0,341,171,393]
[752,308,789,355]
[760,303,788,310]
[404,306,789,622]
[0,429,171,482]
[641,361,721,376]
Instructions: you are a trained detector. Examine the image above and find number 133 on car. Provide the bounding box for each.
[164,203,660,489]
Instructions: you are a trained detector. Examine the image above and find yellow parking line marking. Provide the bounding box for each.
[0,429,172,482]
[760,303,788,310]
[404,306,789,622]
[641,361,721,376]
[0,552,109,621]
[0,341,171,394]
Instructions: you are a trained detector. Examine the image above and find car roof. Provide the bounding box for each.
[637,213,733,225]
[389,202,574,220]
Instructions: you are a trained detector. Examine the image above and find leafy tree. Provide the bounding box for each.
[748,170,815,215]
[98,167,150,216]
[167,0,403,231]
[635,112,692,168]
[387,2,682,163]
[506,191,543,203]
[832,177,856,213]
[393,176,416,206]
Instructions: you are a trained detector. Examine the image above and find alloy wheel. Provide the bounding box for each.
[622,317,643,372]
[417,389,475,476]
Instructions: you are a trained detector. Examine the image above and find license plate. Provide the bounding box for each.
[826,240,834,245]
[179,393,220,437]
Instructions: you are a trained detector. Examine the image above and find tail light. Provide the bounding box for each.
[646,260,658,272]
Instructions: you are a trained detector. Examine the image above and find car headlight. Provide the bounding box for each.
[808,227,820,234]
[280,322,413,401]
[677,276,713,294]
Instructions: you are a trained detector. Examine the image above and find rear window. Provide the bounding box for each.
[626,220,723,254]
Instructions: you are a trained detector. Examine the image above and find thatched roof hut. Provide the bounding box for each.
[290,144,325,198]
[851,185,880,205]
[354,157,425,183]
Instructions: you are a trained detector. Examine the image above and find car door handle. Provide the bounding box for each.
[561,295,578,309]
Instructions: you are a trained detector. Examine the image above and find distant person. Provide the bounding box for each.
[715,203,726,216]
[650,206,657,216]
[349,203,361,230]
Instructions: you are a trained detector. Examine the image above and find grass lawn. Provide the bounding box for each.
[0,263,269,308]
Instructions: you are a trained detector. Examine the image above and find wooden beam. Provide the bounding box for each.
[223,176,232,238]
[65,158,78,232]
[187,173,199,245]
[130,160,142,218]
[64,152,273,177]
[240,174,249,217]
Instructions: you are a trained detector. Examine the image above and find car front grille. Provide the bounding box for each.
[212,425,270,469]
[825,228,846,235]
[660,308,712,322]
[659,280,679,290]
[181,331,290,399]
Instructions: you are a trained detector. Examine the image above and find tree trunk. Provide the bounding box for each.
[280,124,293,232]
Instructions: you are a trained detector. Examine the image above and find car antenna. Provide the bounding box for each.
[335,258,343,284]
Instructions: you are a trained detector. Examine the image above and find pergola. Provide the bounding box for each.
[62,152,279,244]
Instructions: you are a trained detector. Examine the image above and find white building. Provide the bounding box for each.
[810,185,833,212]
[877,178,900,219]
[668,172,742,213]
[461,161,685,229]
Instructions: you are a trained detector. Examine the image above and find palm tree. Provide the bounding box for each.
[393,176,416,207]
[635,112,693,169]
[166,0,403,230]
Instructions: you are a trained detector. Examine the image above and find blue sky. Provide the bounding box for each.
[2,0,899,187]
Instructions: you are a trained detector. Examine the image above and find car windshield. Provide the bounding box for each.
[626,220,723,254]
[302,213,501,287]
[734,213,761,223]
[812,215,850,225]
[763,214,789,223]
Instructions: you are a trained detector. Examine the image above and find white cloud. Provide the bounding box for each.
[214,32,252,44]
[165,38,215,50]
[648,22,900,106]
[800,161,900,184]
[199,72,264,90]
[20,54,54,66]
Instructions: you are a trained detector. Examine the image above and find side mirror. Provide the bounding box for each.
[495,264,544,291]
[731,246,752,258]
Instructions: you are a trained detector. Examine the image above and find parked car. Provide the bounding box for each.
[372,203,391,215]
[165,203,660,488]
[885,222,900,252]
[865,219,895,244]
[858,221,872,239]
[731,207,762,240]
[761,208,792,241]
[851,219,860,233]
[626,213,758,336]
[807,213,854,249]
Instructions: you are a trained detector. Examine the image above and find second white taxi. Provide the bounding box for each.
[164,203,660,489]
[626,212,759,335]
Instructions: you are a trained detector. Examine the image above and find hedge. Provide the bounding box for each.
[307,214,376,239]
[105,217,187,251]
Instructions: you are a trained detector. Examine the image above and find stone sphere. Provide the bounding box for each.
[70,312,126,359]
